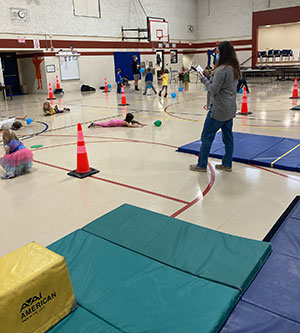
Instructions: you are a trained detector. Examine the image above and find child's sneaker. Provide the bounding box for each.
[1,172,15,179]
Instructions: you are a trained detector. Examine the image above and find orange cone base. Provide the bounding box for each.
[237,111,253,115]
[118,103,130,106]
[290,105,300,110]
[289,96,300,99]
[68,167,99,179]
[102,90,111,93]
[54,88,64,94]
[47,97,56,100]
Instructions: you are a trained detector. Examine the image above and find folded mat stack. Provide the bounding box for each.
[221,196,300,332]
[178,132,300,172]
[48,204,271,332]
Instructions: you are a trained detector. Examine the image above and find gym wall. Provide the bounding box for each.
[258,23,300,57]
[0,0,198,41]
[197,0,300,40]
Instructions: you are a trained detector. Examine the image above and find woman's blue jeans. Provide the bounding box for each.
[198,110,234,168]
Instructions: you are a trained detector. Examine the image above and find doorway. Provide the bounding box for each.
[0,53,21,94]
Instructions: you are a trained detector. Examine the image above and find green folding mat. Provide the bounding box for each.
[48,230,240,333]
[49,306,121,333]
[83,204,272,292]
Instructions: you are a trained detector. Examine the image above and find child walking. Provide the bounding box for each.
[0,129,33,179]
[184,68,190,90]
[88,113,145,128]
[116,68,123,94]
[143,68,157,95]
[158,69,169,97]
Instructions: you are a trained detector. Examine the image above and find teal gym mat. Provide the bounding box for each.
[48,230,239,333]
[48,204,271,332]
[49,306,121,333]
[83,204,271,292]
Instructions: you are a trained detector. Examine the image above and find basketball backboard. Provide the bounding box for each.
[147,17,169,43]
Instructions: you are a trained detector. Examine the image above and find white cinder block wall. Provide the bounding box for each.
[0,0,197,93]
[0,0,299,93]
[186,0,300,68]
[0,0,198,41]
[0,58,4,84]
[197,0,300,41]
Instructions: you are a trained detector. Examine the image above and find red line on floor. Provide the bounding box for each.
[249,164,300,183]
[31,140,123,151]
[33,160,70,172]
[170,163,216,218]
[40,134,178,149]
[35,133,215,215]
[33,159,189,205]
[164,103,200,122]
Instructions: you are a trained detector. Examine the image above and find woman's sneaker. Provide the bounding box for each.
[189,164,207,172]
[215,164,232,172]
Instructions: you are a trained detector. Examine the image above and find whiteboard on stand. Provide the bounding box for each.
[58,53,80,80]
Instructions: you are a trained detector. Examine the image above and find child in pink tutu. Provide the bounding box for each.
[88,113,145,128]
[0,129,33,179]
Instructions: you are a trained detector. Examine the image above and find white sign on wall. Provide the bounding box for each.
[59,55,80,80]
[33,39,40,49]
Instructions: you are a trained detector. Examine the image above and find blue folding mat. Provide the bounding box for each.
[177,132,300,172]
[221,196,300,332]
[48,204,271,333]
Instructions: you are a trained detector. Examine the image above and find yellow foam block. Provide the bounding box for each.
[0,242,76,333]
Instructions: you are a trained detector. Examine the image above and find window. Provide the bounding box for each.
[73,0,100,18]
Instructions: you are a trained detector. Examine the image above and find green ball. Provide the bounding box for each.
[154,120,162,127]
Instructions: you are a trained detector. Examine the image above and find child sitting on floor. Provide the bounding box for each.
[0,129,33,179]
[88,113,145,128]
[43,101,70,116]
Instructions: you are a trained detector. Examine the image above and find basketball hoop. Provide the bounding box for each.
[148,17,169,43]
[156,29,163,40]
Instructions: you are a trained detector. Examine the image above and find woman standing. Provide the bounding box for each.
[131,55,140,91]
[190,41,241,173]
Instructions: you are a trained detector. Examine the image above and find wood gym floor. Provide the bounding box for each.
[0,78,299,257]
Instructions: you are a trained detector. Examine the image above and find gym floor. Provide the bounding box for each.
[0,78,300,257]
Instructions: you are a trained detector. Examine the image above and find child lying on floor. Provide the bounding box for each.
[0,116,27,131]
[88,113,146,128]
[43,101,70,116]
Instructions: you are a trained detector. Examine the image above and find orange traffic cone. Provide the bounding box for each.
[47,83,56,100]
[103,77,110,93]
[238,86,252,115]
[290,77,300,99]
[56,75,61,90]
[54,75,64,94]
[68,123,99,179]
[118,85,130,106]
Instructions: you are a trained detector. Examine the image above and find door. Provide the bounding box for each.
[114,52,141,82]
[0,53,21,94]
